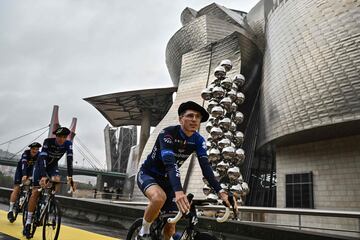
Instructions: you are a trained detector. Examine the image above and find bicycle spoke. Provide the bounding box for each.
[43,200,61,240]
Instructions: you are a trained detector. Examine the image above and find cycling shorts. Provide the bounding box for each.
[137,167,177,212]
[14,164,33,185]
[32,162,60,187]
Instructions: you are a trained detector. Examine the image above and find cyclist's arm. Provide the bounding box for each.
[38,139,50,178]
[20,152,29,176]
[159,131,183,192]
[65,141,73,177]
[196,136,222,193]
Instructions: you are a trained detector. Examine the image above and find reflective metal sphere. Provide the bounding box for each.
[220,183,229,191]
[212,86,225,98]
[234,131,244,146]
[214,65,226,79]
[230,102,237,113]
[233,111,244,124]
[230,183,242,196]
[220,77,232,90]
[227,89,237,102]
[228,167,241,179]
[231,83,238,92]
[201,88,212,101]
[220,97,232,111]
[208,148,221,163]
[241,182,250,196]
[206,121,213,133]
[229,122,237,132]
[216,161,229,175]
[207,100,219,113]
[210,126,223,140]
[222,146,235,160]
[220,59,233,72]
[233,74,245,87]
[223,131,233,142]
[235,148,245,165]
[218,138,231,149]
[235,92,245,105]
[219,117,231,131]
[211,106,224,118]
[207,193,218,201]
[203,184,211,196]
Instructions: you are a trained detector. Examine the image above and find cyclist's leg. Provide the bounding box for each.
[48,166,60,192]
[10,166,22,205]
[9,185,20,210]
[8,167,22,221]
[24,163,42,226]
[161,184,177,240]
[163,223,176,240]
[137,170,167,237]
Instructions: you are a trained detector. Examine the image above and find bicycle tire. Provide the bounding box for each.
[126,218,143,240]
[12,197,20,222]
[194,232,218,240]
[22,199,29,227]
[42,199,61,240]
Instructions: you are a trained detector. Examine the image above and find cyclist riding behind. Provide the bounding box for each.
[23,127,75,238]
[137,101,233,240]
[7,142,41,222]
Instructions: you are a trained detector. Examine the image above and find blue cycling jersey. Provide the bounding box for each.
[37,138,73,177]
[141,125,221,193]
[17,149,38,176]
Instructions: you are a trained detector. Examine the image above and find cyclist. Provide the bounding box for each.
[136,101,232,240]
[23,127,75,238]
[7,142,41,222]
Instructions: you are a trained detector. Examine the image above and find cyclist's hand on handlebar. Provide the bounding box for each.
[40,177,48,188]
[67,176,76,192]
[175,191,190,214]
[219,191,231,207]
[219,191,238,215]
[21,176,28,183]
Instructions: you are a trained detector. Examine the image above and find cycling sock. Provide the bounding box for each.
[9,202,14,212]
[139,218,151,236]
[26,212,33,225]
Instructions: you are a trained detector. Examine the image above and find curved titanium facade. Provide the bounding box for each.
[259,0,360,147]
[165,3,256,85]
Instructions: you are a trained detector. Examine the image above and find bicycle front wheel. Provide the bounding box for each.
[42,199,61,240]
[194,232,218,240]
[126,218,143,240]
[22,199,29,227]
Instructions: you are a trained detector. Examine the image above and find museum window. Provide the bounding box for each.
[285,172,314,208]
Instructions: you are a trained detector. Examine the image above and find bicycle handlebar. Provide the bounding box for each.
[37,179,73,192]
[167,193,235,224]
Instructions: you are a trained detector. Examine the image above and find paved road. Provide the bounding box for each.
[0,203,126,240]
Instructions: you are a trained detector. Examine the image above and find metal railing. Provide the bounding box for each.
[107,201,360,236]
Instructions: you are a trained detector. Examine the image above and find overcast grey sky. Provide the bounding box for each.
[0,0,259,169]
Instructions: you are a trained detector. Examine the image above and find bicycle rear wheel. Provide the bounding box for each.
[42,199,61,240]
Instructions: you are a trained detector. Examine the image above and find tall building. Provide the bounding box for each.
[104,125,137,173]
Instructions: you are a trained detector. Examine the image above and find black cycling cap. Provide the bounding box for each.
[178,101,209,123]
[28,142,42,148]
[53,127,71,136]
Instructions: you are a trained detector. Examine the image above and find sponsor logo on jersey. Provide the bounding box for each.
[174,153,190,158]
[202,141,207,150]
[163,135,173,144]
[174,164,181,178]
